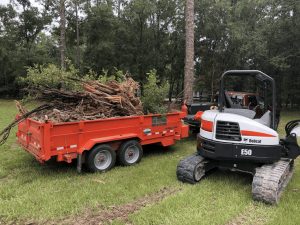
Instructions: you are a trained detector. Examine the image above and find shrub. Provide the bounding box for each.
[142,70,169,114]
[18,62,81,91]
[19,63,128,92]
[97,68,125,83]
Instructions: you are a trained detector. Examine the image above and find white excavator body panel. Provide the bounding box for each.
[200,110,279,146]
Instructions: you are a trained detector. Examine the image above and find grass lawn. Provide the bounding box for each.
[0,99,299,224]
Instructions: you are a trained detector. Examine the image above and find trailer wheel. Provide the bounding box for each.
[87,145,116,172]
[118,140,143,166]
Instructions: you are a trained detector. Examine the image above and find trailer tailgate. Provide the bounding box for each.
[17,119,45,162]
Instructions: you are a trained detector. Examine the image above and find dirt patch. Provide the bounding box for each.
[226,204,266,225]
[0,187,179,225]
[54,187,180,225]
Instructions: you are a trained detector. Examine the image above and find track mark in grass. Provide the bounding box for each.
[91,178,106,184]
[9,142,19,150]
[225,204,267,225]
[57,187,181,225]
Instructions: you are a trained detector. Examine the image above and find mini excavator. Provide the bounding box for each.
[177,70,300,204]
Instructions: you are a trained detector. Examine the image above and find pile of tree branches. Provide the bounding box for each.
[19,77,143,123]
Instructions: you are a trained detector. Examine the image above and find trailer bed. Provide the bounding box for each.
[17,106,188,171]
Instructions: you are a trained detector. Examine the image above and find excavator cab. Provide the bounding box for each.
[177,70,300,204]
[218,70,279,129]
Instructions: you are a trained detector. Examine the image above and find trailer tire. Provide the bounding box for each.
[87,144,116,172]
[118,140,143,166]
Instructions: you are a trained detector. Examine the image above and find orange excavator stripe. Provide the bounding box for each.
[240,130,276,137]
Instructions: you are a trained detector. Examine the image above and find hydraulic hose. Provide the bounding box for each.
[285,120,300,136]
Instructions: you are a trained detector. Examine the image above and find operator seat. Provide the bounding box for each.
[253,110,271,127]
[223,91,256,119]
[224,91,242,109]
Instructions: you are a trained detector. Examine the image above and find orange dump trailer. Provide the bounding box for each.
[16,106,189,172]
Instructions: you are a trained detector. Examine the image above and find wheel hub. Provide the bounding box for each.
[97,154,106,162]
[94,150,112,170]
[124,145,139,163]
[128,150,134,157]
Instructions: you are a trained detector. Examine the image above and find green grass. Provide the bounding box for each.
[0,99,299,224]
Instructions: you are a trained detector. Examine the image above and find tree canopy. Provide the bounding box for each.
[0,0,299,107]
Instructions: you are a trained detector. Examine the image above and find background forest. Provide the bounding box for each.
[0,0,299,107]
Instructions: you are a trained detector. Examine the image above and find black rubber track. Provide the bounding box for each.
[176,154,208,184]
[252,159,294,204]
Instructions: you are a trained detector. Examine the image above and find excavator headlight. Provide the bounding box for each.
[201,120,213,132]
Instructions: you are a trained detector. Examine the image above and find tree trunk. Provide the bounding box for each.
[117,0,121,17]
[75,0,80,68]
[60,0,66,70]
[211,63,215,102]
[86,0,91,10]
[184,0,195,105]
[138,14,145,83]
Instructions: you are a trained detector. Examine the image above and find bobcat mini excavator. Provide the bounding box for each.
[177,70,300,204]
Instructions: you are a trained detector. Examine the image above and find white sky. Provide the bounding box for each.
[0,0,55,35]
[0,0,10,5]
[0,0,40,7]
